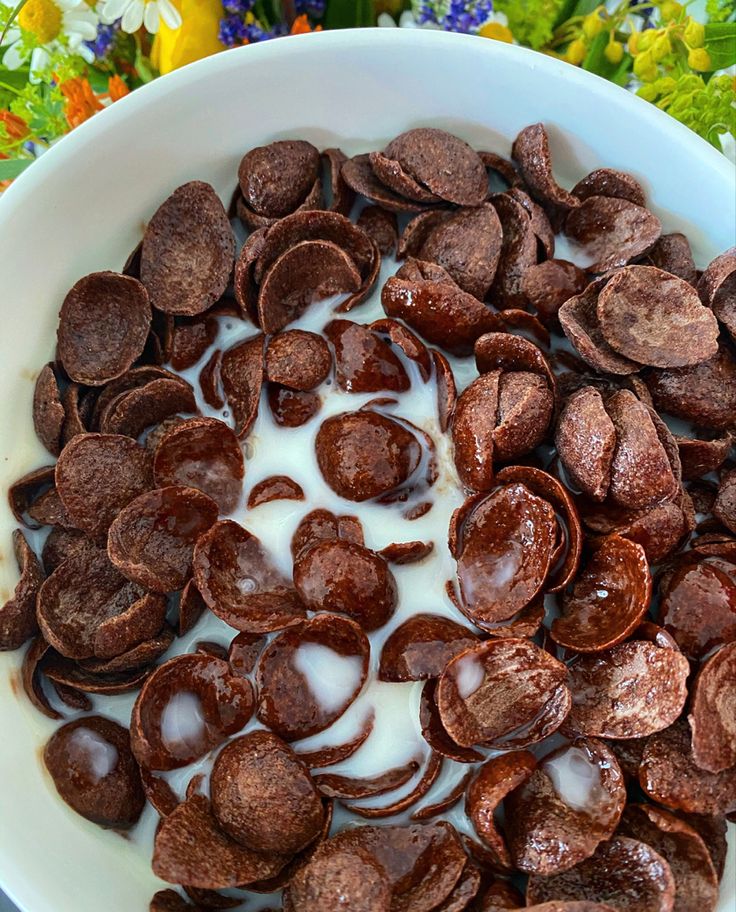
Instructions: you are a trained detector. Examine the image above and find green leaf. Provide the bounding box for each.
[324,0,375,28]
[0,157,32,180]
[704,22,736,70]
[0,68,30,90]
[571,0,600,17]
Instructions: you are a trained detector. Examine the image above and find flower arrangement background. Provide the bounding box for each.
[0,0,734,186]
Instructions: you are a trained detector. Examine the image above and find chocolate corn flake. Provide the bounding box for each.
[714,468,736,534]
[551,535,651,653]
[678,435,732,480]
[698,247,736,342]
[55,433,153,541]
[131,652,254,771]
[287,839,392,912]
[639,719,736,816]
[247,474,304,509]
[255,613,369,741]
[618,804,719,912]
[153,417,244,514]
[153,795,290,890]
[33,363,65,456]
[315,409,422,502]
[572,168,646,207]
[140,181,235,317]
[413,204,503,300]
[437,638,570,749]
[293,538,398,631]
[645,344,736,432]
[239,140,321,219]
[100,376,197,439]
[345,752,443,820]
[323,147,354,216]
[597,266,719,369]
[488,192,539,310]
[193,519,305,633]
[420,680,483,764]
[268,384,321,428]
[521,259,588,325]
[36,545,150,660]
[565,641,689,739]
[558,280,641,375]
[526,837,675,912]
[296,712,375,769]
[211,730,325,855]
[466,750,537,868]
[688,641,736,773]
[265,329,332,391]
[57,272,151,386]
[382,258,503,356]
[565,196,662,274]
[44,715,145,828]
[220,334,264,439]
[314,757,420,801]
[505,739,626,875]
[511,124,580,212]
[656,555,736,660]
[451,372,499,492]
[357,205,398,255]
[384,128,487,207]
[0,530,43,651]
[646,232,698,286]
[325,319,410,394]
[108,486,217,593]
[258,239,361,334]
[341,153,438,213]
[453,484,558,625]
[379,614,478,683]
[370,150,444,204]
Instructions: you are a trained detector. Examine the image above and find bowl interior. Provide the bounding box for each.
[0,29,734,912]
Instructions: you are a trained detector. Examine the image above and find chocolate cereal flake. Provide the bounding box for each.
[140,181,235,317]
[44,715,145,828]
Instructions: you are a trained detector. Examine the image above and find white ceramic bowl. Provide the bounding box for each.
[0,28,734,912]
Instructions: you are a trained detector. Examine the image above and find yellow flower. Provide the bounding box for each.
[659,1,683,22]
[684,20,705,49]
[151,0,224,75]
[479,22,513,43]
[604,40,624,65]
[566,38,587,66]
[688,47,712,72]
[18,0,62,43]
[651,33,672,62]
[582,12,603,41]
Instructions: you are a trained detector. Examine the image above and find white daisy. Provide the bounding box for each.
[101,0,181,35]
[2,0,99,74]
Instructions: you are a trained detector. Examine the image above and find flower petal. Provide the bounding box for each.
[103,0,129,20]
[2,40,27,71]
[143,0,160,34]
[158,0,181,30]
[121,0,144,33]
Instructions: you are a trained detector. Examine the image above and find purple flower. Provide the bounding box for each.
[84,18,120,59]
[417,0,494,33]
[296,0,325,16]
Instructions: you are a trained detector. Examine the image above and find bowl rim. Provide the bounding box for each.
[1,27,733,221]
[0,26,734,912]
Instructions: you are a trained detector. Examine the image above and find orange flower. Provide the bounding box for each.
[60,77,103,130]
[107,75,130,103]
[0,110,29,143]
[290,13,321,34]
